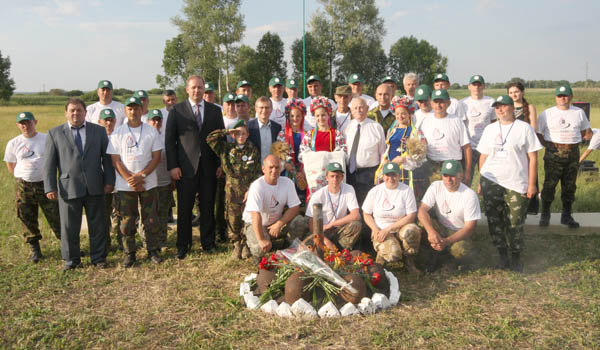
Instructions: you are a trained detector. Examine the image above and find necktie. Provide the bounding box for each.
[349,123,361,174]
[72,125,84,154]
[195,104,203,132]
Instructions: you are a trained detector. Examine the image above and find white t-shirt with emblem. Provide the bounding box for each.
[4,133,47,182]
[421,181,481,231]
[362,182,417,230]
[242,176,301,226]
[306,183,359,225]
[86,100,126,126]
[460,96,496,148]
[447,97,467,121]
[537,106,590,144]
[270,98,287,126]
[477,120,542,194]
[587,128,600,150]
[419,114,470,161]
[107,122,163,192]
[414,109,433,130]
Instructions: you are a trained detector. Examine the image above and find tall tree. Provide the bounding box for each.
[0,51,16,101]
[233,45,262,94]
[156,0,244,97]
[290,32,330,98]
[254,32,287,95]
[387,36,448,86]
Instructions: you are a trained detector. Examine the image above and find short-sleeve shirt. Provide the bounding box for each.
[154,130,171,187]
[362,182,417,230]
[588,128,600,150]
[421,181,481,231]
[447,97,467,121]
[460,96,496,148]
[242,176,301,226]
[419,114,470,161]
[306,183,359,225]
[477,120,542,194]
[537,106,590,144]
[270,98,287,126]
[86,100,126,126]
[4,133,47,182]
[414,109,433,130]
[107,122,163,191]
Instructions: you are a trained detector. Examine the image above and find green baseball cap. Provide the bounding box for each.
[134,90,148,99]
[381,75,397,85]
[286,79,299,89]
[555,85,573,96]
[469,75,485,84]
[149,109,163,119]
[433,73,449,82]
[204,82,215,92]
[231,119,247,129]
[432,89,450,101]
[235,94,249,103]
[414,85,432,101]
[335,85,352,96]
[223,93,236,102]
[97,80,113,89]
[440,160,463,176]
[349,73,363,84]
[492,95,514,107]
[269,77,283,86]
[307,75,321,83]
[125,96,142,106]
[16,112,35,122]
[237,80,251,89]
[382,162,401,175]
[99,108,116,120]
[326,162,344,173]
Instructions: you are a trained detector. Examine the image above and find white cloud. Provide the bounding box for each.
[392,10,409,19]
[244,20,299,46]
[27,0,81,27]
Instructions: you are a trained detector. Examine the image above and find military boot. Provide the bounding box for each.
[232,242,242,260]
[426,251,441,273]
[560,202,580,228]
[496,248,510,270]
[122,252,136,268]
[28,241,42,263]
[510,252,523,272]
[539,200,552,227]
[241,244,250,260]
[404,255,422,275]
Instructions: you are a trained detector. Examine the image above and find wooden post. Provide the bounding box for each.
[312,203,325,254]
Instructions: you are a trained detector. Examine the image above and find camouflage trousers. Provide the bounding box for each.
[15,179,61,243]
[372,223,421,263]
[225,183,247,243]
[244,215,308,258]
[481,177,528,254]
[215,177,226,237]
[117,188,159,254]
[303,219,363,250]
[156,185,174,249]
[541,146,580,204]
[104,193,122,246]
[419,216,473,260]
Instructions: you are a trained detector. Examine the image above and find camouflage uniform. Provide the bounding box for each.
[541,145,579,204]
[368,109,396,136]
[480,176,528,254]
[207,129,261,244]
[419,215,473,260]
[15,179,61,243]
[214,176,227,241]
[104,192,123,250]
[371,223,421,263]
[244,215,308,258]
[155,185,174,249]
[117,188,160,254]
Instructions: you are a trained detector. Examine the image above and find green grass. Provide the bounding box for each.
[1,89,600,349]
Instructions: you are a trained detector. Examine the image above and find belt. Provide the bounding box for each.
[16,178,43,184]
[548,142,578,150]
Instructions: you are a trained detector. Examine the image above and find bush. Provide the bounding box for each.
[49,89,66,96]
[114,88,133,96]
[81,90,99,103]
[67,90,84,96]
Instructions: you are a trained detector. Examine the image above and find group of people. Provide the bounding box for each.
[4,72,597,274]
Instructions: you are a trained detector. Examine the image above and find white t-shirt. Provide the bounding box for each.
[447,97,467,121]
[305,183,359,225]
[362,183,417,230]
[303,96,338,128]
[107,122,163,191]
[460,96,496,148]
[242,176,301,226]
[270,98,287,126]
[414,109,433,130]
[477,120,542,194]
[154,130,171,187]
[538,106,590,144]
[4,133,47,182]
[588,128,600,150]
[421,181,481,231]
[86,100,126,126]
[419,114,470,161]
[335,111,352,133]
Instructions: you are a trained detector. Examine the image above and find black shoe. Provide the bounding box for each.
[191,215,201,227]
[62,263,81,272]
[509,252,523,272]
[426,252,441,273]
[28,241,42,263]
[496,248,510,270]
[539,200,551,227]
[148,250,162,264]
[177,247,188,260]
[122,253,136,268]
[203,246,217,254]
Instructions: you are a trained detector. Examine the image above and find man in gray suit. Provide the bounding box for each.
[44,98,115,270]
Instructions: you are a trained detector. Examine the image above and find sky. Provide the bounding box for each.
[1,0,599,92]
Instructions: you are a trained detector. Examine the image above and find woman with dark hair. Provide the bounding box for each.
[507,82,537,130]
[507,82,539,214]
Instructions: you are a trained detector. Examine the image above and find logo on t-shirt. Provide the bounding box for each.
[494,133,503,145]
[125,135,136,148]
[467,107,481,118]
[269,195,279,209]
[558,117,570,129]
[382,198,395,211]
[432,128,445,140]
[21,146,34,158]
[441,200,451,214]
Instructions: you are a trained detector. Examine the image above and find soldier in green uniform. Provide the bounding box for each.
[537,85,592,228]
[4,112,61,262]
[207,120,261,259]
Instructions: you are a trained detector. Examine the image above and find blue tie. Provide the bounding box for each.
[72,125,84,154]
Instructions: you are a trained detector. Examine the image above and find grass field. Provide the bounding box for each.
[1,89,599,349]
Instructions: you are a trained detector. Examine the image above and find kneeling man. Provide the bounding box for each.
[243,154,307,259]
[305,162,362,250]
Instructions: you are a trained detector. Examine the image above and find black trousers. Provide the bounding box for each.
[176,163,217,251]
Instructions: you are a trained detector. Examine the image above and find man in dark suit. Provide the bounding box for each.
[44,98,115,270]
[247,96,282,163]
[165,75,225,259]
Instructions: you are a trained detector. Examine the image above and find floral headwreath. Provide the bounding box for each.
[284,98,307,117]
[309,96,333,116]
[391,96,415,113]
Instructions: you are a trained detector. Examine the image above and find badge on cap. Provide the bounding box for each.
[353,74,358,79]
[437,74,442,78]
[560,86,566,92]
[417,89,423,95]
[275,78,279,83]
[387,164,393,170]
[446,163,453,169]
[228,94,233,99]
[153,110,158,115]
[309,75,314,80]
[435,90,442,96]
[290,80,295,84]
[103,81,109,86]
[138,91,143,96]
[130,97,135,102]
[497,96,502,101]
[204,83,209,88]
[19,113,26,119]
[334,163,340,168]
[105,110,111,115]
[474,75,480,80]
[242,80,247,84]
